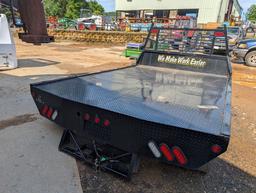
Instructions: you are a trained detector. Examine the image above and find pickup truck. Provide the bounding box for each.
[233,39,256,67]
[31,26,232,179]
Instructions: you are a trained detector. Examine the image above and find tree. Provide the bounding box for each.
[43,0,68,17]
[0,6,12,19]
[247,4,256,21]
[43,0,105,19]
[65,0,88,19]
[88,1,104,15]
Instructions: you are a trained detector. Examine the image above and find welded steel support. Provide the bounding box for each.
[18,0,53,44]
[59,129,140,179]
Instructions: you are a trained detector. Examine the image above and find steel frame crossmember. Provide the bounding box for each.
[58,129,140,179]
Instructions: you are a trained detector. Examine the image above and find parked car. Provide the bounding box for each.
[213,26,244,53]
[232,39,256,67]
[246,21,256,33]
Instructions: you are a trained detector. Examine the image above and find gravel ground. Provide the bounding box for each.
[1,39,255,193]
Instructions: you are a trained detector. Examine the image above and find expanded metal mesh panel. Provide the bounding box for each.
[145,27,228,55]
[37,66,228,136]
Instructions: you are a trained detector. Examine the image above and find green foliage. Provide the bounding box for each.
[65,0,87,19]
[44,0,68,17]
[0,6,12,19]
[88,1,104,15]
[43,0,105,19]
[247,4,256,21]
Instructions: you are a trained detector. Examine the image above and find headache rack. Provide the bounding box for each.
[144,25,230,56]
[31,26,232,179]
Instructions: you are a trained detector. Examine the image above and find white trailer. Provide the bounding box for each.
[0,14,18,70]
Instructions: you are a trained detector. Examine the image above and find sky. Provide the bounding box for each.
[97,0,255,13]
[97,0,115,12]
[239,0,255,12]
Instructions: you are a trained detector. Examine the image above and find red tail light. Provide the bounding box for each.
[47,108,54,119]
[94,116,100,124]
[211,144,222,154]
[41,105,58,120]
[172,146,187,165]
[104,119,110,127]
[160,144,174,161]
[41,105,49,116]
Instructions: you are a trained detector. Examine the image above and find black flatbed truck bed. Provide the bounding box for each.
[31,27,232,179]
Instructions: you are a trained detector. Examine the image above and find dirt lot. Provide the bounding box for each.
[1,39,255,193]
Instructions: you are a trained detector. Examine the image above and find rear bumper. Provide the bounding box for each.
[213,45,235,52]
[31,85,230,170]
[233,48,248,59]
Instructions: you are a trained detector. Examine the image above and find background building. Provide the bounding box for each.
[116,0,243,24]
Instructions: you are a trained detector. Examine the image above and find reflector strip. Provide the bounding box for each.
[160,144,174,161]
[172,146,187,165]
[41,105,49,115]
[47,108,54,119]
[51,110,58,120]
[148,141,161,158]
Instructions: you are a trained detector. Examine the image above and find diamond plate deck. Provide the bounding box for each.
[36,65,229,136]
